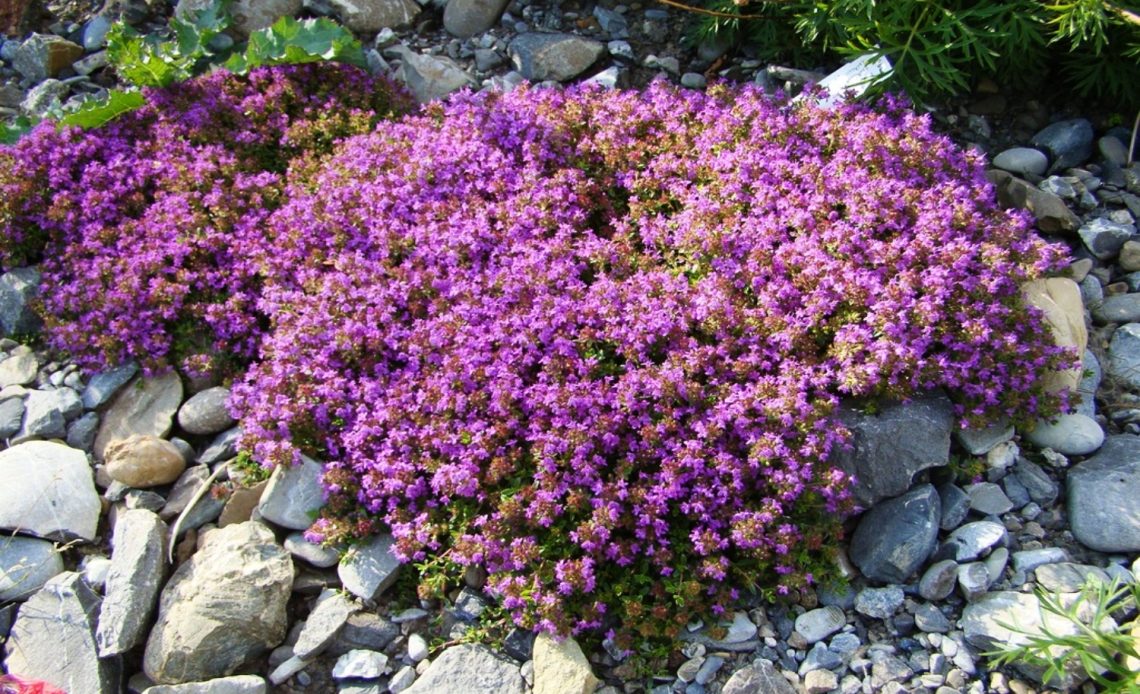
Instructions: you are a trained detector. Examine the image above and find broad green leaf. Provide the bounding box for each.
[58,90,146,129]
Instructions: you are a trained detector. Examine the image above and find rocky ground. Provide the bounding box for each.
[2,1,1140,693]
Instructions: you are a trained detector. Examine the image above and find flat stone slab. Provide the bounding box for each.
[338,533,401,601]
[258,454,325,530]
[404,643,524,694]
[0,441,100,541]
[0,535,63,601]
[1068,435,1140,552]
[97,509,167,657]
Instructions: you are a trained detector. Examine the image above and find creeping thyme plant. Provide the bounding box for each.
[0,65,1075,649]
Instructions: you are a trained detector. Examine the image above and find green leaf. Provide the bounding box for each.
[58,90,146,129]
[0,116,35,144]
[234,16,368,73]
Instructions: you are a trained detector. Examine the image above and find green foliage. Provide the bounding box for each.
[224,16,367,73]
[987,578,1140,692]
[57,91,147,129]
[106,0,232,88]
[689,0,1140,108]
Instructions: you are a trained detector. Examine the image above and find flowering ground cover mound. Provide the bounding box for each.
[0,65,1075,646]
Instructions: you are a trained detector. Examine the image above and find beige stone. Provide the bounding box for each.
[105,435,187,488]
[1119,240,1140,272]
[1022,277,1087,395]
[533,632,599,694]
[218,481,268,527]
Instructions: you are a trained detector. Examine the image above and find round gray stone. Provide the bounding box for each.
[794,606,846,644]
[177,387,235,436]
[1024,413,1104,456]
[992,147,1048,177]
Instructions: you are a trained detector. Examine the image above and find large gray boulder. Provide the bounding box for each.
[0,267,42,336]
[95,372,183,461]
[3,572,122,694]
[97,509,168,656]
[849,484,941,583]
[444,0,509,37]
[1067,435,1140,552]
[509,33,605,82]
[405,643,524,694]
[329,0,420,31]
[143,522,294,684]
[0,441,100,541]
[832,391,954,507]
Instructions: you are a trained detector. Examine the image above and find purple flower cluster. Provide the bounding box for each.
[1,67,1073,641]
[0,63,412,375]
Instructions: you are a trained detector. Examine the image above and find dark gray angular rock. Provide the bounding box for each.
[15,389,67,440]
[1076,349,1100,417]
[293,589,358,660]
[966,482,1013,515]
[1067,435,1140,552]
[199,426,241,465]
[854,585,904,620]
[1031,118,1094,173]
[914,603,951,633]
[1094,293,1140,324]
[404,643,523,694]
[502,628,536,661]
[937,482,969,531]
[955,420,1014,456]
[939,521,1007,562]
[988,170,1081,234]
[443,0,509,37]
[453,587,489,621]
[1108,323,1140,391]
[0,535,63,601]
[144,522,294,685]
[0,267,42,337]
[177,386,235,435]
[832,392,954,507]
[1014,459,1058,505]
[918,559,959,601]
[66,411,100,451]
[2,572,122,694]
[0,395,24,438]
[849,484,940,583]
[81,362,139,410]
[97,509,168,656]
[1079,218,1135,260]
[328,612,400,656]
[509,33,605,82]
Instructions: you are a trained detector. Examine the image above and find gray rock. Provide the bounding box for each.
[0,396,24,438]
[0,268,42,336]
[161,464,214,520]
[1079,218,1136,260]
[1011,547,1068,574]
[95,372,183,461]
[1024,413,1104,456]
[1080,274,1104,306]
[143,522,294,684]
[294,589,358,660]
[404,643,524,694]
[97,509,167,656]
[1076,348,1100,417]
[919,559,959,601]
[957,562,989,601]
[1094,293,1140,324]
[285,531,340,567]
[833,392,953,506]
[1014,459,1058,505]
[722,659,797,694]
[3,572,122,694]
[474,48,503,72]
[914,603,951,633]
[966,482,1013,515]
[1035,562,1111,592]
[1067,435,1140,551]
[0,441,100,541]
[794,606,845,644]
[955,420,1014,456]
[1031,118,1094,173]
[443,0,509,37]
[681,72,707,89]
[15,388,76,441]
[1108,322,1140,390]
[66,411,100,451]
[984,546,1009,585]
[397,49,476,103]
[961,591,1088,687]
[388,665,416,693]
[0,349,37,388]
[940,521,1007,562]
[719,610,758,643]
[849,484,940,583]
[333,649,388,679]
[509,33,605,82]
[82,362,139,410]
[339,533,401,601]
[177,387,235,435]
[407,632,429,662]
[258,454,325,530]
[329,612,400,656]
[804,668,839,694]
[21,79,68,118]
[992,147,1048,177]
[937,483,970,531]
[82,15,113,50]
[0,535,63,601]
[854,585,904,619]
[142,675,269,693]
[329,0,420,31]
[199,426,241,465]
[989,170,1081,234]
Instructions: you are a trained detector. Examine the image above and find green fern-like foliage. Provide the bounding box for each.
[687,0,1140,109]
